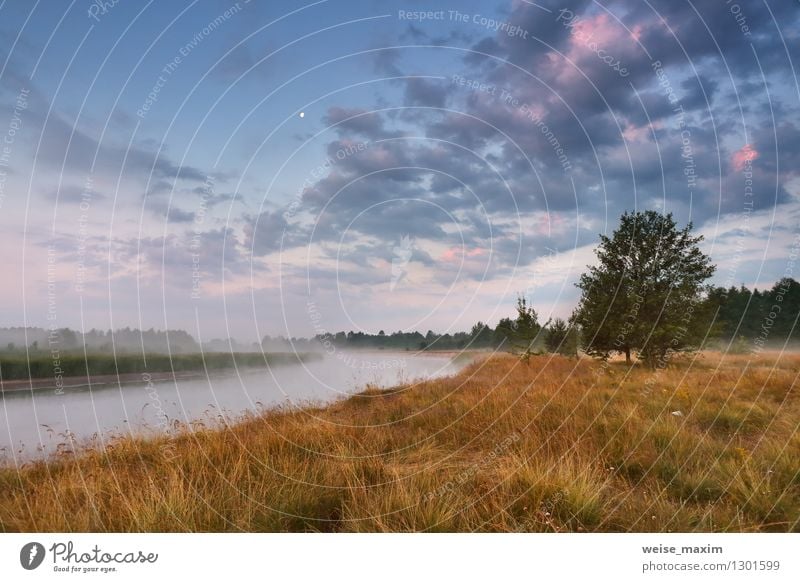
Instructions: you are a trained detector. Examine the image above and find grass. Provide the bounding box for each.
[0,351,321,381]
[0,350,797,532]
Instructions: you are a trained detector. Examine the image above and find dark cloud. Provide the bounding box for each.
[32,111,209,184]
[243,209,293,256]
[679,74,719,111]
[404,78,449,108]
[400,24,428,43]
[400,23,475,47]
[210,34,276,83]
[45,184,106,204]
[190,187,240,209]
[147,199,196,224]
[323,106,403,139]
[146,180,175,197]
[0,74,209,187]
[372,49,403,77]
[117,226,254,283]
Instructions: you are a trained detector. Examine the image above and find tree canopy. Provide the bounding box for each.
[572,211,715,366]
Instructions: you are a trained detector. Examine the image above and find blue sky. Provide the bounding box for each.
[1,0,799,343]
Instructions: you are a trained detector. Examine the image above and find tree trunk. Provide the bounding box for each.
[625,346,631,364]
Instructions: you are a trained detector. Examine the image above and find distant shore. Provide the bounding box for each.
[0,369,215,394]
[0,351,322,394]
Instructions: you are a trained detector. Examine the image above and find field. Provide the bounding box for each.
[0,351,797,532]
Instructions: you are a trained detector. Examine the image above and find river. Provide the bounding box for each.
[0,351,467,462]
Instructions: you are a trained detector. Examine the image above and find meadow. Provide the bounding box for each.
[0,351,797,532]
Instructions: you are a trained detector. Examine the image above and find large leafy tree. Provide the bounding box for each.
[572,211,715,366]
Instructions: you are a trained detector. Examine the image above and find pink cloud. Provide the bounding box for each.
[547,13,640,86]
[569,14,619,48]
[731,143,759,171]
[441,247,485,263]
[622,122,654,143]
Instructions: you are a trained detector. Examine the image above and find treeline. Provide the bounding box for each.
[304,299,552,353]
[0,327,200,354]
[310,323,498,352]
[706,278,800,345]
[2,328,282,355]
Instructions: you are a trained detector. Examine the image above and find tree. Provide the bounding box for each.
[59,328,79,350]
[572,211,715,367]
[502,296,542,360]
[544,318,577,356]
[702,278,800,348]
[470,321,493,347]
[493,317,516,348]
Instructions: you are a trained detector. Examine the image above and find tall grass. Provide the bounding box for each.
[0,351,797,532]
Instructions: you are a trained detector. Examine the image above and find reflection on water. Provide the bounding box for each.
[0,351,466,461]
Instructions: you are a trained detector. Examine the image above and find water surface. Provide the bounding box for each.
[0,351,466,462]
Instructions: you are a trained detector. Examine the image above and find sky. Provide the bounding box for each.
[0,0,799,344]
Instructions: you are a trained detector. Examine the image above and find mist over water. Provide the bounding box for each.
[0,351,467,462]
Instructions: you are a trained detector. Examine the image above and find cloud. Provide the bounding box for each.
[6,0,800,337]
[731,143,758,172]
[323,106,402,139]
[243,209,293,256]
[0,74,209,188]
[44,184,106,204]
[404,78,449,108]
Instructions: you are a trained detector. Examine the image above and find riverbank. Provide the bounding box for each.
[0,351,797,532]
[0,351,322,393]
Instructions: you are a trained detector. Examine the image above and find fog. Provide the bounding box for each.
[0,350,467,462]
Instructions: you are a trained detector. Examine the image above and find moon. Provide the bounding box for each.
[299,111,305,118]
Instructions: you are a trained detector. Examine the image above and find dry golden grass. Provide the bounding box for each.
[0,351,797,532]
